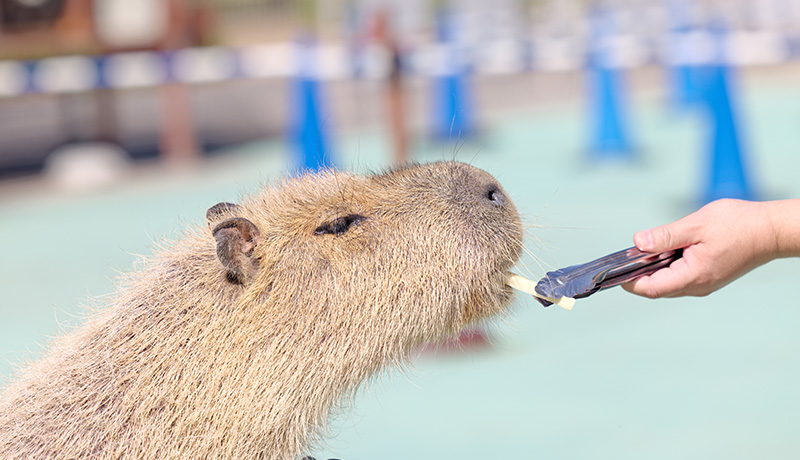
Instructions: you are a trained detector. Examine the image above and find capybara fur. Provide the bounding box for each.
[0,161,523,459]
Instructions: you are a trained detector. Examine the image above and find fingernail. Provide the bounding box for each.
[636,230,653,250]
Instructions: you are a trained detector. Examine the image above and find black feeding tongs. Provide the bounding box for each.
[534,247,683,307]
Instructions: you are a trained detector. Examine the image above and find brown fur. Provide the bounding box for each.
[0,162,522,459]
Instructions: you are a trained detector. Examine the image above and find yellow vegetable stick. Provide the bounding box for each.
[506,273,576,311]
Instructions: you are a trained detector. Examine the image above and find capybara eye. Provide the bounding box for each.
[314,214,366,236]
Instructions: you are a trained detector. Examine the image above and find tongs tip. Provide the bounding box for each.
[506,273,576,310]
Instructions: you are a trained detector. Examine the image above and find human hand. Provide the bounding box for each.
[622,199,780,298]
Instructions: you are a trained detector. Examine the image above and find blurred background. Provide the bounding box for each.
[2,0,800,459]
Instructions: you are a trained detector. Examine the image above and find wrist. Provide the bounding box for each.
[765,199,800,258]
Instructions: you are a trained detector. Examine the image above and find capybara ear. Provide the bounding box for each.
[206,202,241,226]
[212,217,261,284]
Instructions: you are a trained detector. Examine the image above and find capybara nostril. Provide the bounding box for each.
[485,185,506,207]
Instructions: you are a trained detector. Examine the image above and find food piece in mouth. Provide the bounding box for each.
[506,273,576,311]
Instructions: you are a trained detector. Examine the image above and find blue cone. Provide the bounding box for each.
[701,63,753,203]
[432,8,474,141]
[669,62,704,109]
[290,40,333,171]
[586,9,633,160]
[588,63,632,158]
[664,0,704,109]
[666,28,705,110]
[433,70,474,141]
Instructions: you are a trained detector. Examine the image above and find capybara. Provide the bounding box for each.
[0,161,523,459]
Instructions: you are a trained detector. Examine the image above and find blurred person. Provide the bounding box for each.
[370,7,409,165]
[623,198,800,298]
[157,0,202,162]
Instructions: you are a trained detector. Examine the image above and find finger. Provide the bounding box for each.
[621,258,695,299]
[634,214,702,253]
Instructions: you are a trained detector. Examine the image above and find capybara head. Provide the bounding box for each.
[207,161,523,344]
[0,161,523,460]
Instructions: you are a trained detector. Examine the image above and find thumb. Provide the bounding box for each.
[634,216,698,253]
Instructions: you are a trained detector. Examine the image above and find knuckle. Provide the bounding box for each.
[650,225,674,250]
[705,198,739,214]
[662,226,675,249]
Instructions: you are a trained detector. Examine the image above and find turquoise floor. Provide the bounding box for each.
[2,72,800,459]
